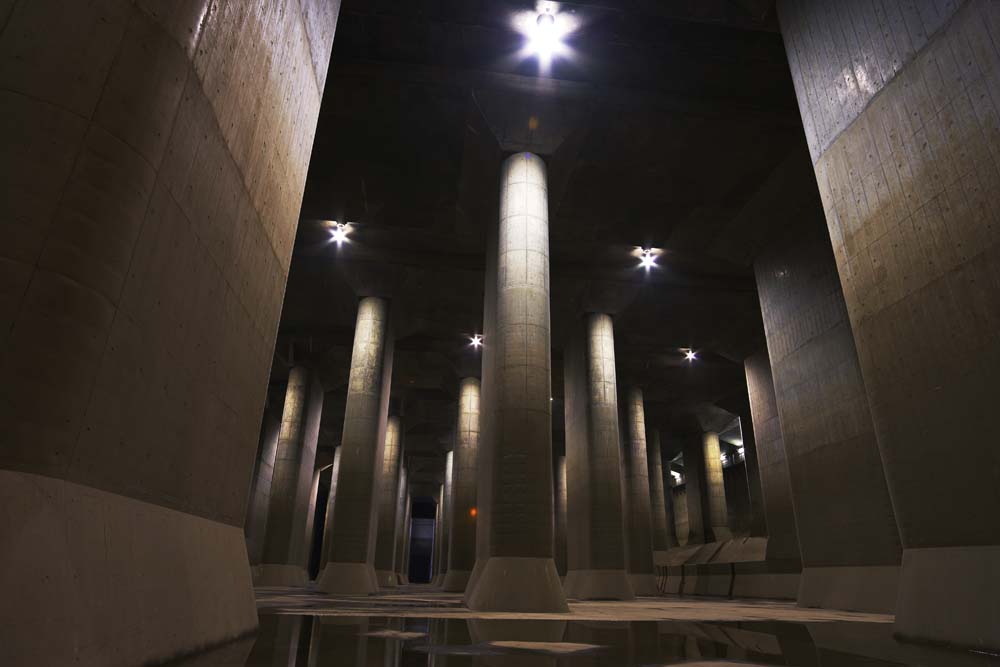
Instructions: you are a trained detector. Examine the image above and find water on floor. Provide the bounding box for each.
[172,613,1000,666]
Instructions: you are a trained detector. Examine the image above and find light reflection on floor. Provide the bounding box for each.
[168,588,1000,666]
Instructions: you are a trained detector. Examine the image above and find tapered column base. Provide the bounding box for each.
[563,569,635,600]
[465,557,569,612]
[629,572,658,596]
[374,569,398,588]
[441,568,472,592]
[316,562,378,595]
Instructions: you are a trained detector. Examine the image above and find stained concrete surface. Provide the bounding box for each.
[0,0,340,663]
[780,0,1000,650]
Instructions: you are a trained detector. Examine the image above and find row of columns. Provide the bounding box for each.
[247,151,750,612]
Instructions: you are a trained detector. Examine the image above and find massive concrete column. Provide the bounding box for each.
[701,431,730,542]
[258,366,324,586]
[443,378,481,591]
[779,0,998,647]
[739,351,801,599]
[246,405,282,569]
[318,297,394,594]
[680,434,708,546]
[438,449,454,585]
[0,1,340,662]
[431,484,444,586]
[393,467,409,585]
[318,446,343,573]
[663,457,678,548]
[647,430,674,554]
[465,152,567,612]
[396,486,410,585]
[562,313,634,600]
[754,197,900,612]
[554,455,568,579]
[373,416,404,588]
[620,387,656,595]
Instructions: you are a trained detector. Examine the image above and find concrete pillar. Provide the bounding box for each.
[701,432,730,542]
[554,455,568,579]
[317,297,394,594]
[754,202,900,613]
[374,416,404,588]
[401,496,412,582]
[245,406,281,569]
[396,488,411,585]
[393,467,409,585]
[663,457,678,547]
[318,446,343,572]
[0,1,341,662]
[431,485,444,585]
[438,449,454,584]
[735,410,767,538]
[443,378,481,591]
[620,387,656,595]
[302,467,322,576]
[257,366,324,586]
[737,351,802,600]
[647,430,675,553]
[465,152,567,612]
[779,0,997,647]
[680,434,708,546]
[562,313,634,600]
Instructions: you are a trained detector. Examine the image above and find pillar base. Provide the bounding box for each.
[396,574,409,585]
[563,569,635,600]
[894,545,1000,652]
[441,568,472,592]
[374,569,398,588]
[462,558,485,606]
[798,565,899,613]
[628,572,658,596]
[732,560,801,600]
[253,564,309,588]
[465,557,569,612]
[316,562,378,595]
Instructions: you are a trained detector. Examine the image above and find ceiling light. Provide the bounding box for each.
[470,334,483,348]
[328,221,349,245]
[531,11,559,60]
[639,248,657,270]
[515,6,574,71]
[684,349,697,362]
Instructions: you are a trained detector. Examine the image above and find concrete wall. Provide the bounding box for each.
[779,0,1000,649]
[755,207,901,613]
[0,1,340,664]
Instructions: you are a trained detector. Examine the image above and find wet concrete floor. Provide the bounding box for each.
[169,587,999,666]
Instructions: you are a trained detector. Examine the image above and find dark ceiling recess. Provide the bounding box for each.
[271,0,810,487]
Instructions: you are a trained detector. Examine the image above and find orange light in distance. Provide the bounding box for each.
[469,507,478,518]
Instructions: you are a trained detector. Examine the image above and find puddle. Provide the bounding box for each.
[169,614,1000,666]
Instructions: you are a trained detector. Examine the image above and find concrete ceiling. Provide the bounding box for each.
[267,0,813,491]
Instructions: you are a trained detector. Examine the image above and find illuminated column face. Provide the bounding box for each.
[258,365,323,586]
[393,467,409,582]
[443,378,481,591]
[465,152,567,612]
[646,430,676,551]
[373,417,404,586]
[319,447,343,568]
[317,297,393,594]
[440,449,454,580]
[554,454,567,577]
[563,313,634,600]
[701,431,730,540]
[621,387,657,595]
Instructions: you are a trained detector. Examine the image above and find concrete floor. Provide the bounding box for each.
[167,587,999,666]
